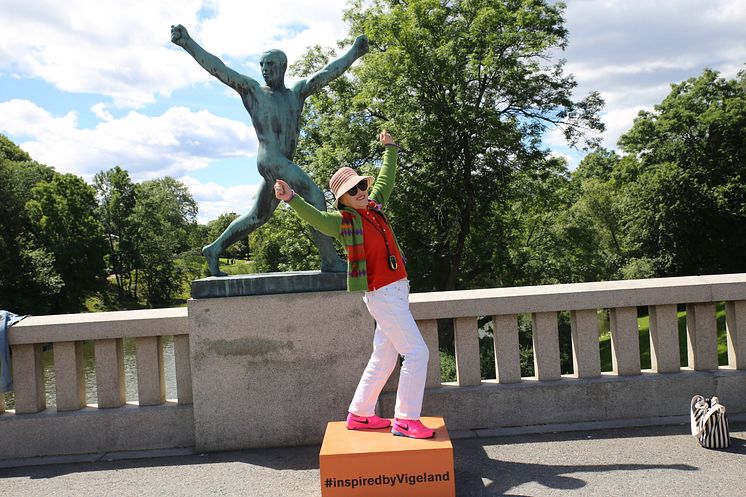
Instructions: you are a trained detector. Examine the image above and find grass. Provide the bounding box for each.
[218,258,256,276]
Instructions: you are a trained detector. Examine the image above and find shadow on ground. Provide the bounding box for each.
[0,444,321,480]
[1,422,744,497]
[452,423,746,496]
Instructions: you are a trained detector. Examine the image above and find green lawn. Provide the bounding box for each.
[217,258,256,276]
[599,303,729,371]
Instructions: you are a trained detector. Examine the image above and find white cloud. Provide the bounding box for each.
[91,103,114,122]
[180,176,260,223]
[600,106,648,149]
[0,99,257,181]
[558,0,746,150]
[548,150,578,169]
[0,0,353,108]
[195,0,351,67]
[0,0,211,108]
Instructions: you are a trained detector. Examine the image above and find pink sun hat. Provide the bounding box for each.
[329,167,374,208]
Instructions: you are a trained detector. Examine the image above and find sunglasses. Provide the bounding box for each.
[347,179,369,196]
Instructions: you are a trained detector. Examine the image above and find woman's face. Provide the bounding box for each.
[339,180,369,210]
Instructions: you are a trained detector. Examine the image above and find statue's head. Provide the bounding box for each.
[259,49,287,87]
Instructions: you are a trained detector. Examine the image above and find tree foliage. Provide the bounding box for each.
[1,139,68,313]
[133,177,199,305]
[94,167,139,300]
[292,0,604,292]
[1,135,202,313]
[206,213,250,260]
[26,173,108,311]
[616,69,746,276]
[250,205,325,273]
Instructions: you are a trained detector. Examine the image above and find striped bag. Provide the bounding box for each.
[690,395,731,449]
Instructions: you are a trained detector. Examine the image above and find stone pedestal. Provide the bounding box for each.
[191,270,346,299]
[319,417,455,497]
[188,272,374,450]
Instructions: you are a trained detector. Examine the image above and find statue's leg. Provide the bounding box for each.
[202,179,279,276]
[278,159,346,273]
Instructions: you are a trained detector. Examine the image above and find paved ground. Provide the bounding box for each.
[2,422,745,496]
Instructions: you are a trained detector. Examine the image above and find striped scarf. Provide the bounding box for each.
[339,201,380,292]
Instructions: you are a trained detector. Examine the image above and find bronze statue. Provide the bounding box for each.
[171,24,368,276]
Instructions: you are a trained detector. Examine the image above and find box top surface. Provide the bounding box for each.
[320,417,452,456]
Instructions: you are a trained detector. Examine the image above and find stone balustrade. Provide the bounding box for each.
[1,274,745,461]
[382,274,746,432]
[1,308,194,460]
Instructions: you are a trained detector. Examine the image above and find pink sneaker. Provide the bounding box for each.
[391,418,435,439]
[346,412,391,430]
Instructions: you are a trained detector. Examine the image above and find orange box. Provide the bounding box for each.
[319,416,455,497]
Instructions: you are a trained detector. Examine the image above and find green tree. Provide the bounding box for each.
[250,205,325,273]
[206,213,250,260]
[292,0,604,293]
[133,177,198,305]
[0,137,65,313]
[617,69,746,276]
[0,134,32,162]
[26,174,107,311]
[94,166,139,300]
[544,148,625,283]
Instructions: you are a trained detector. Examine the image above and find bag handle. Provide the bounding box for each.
[690,395,705,436]
[691,396,726,438]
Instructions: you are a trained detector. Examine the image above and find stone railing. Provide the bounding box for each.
[388,274,746,432]
[0,308,194,460]
[2,274,745,461]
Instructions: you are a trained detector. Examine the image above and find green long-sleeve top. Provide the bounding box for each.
[287,145,400,292]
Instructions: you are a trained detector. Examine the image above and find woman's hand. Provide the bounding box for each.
[379,130,395,146]
[274,179,293,201]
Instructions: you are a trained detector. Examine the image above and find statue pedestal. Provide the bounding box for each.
[319,417,455,497]
[191,270,346,298]
[188,271,373,451]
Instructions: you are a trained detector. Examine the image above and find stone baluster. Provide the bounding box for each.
[418,320,441,388]
[570,309,601,378]
[94,338,126,408]
[11,344,46,413]
[493,314,520,383]
[53,341,86,411]
[454,317,480,386]
[726,301,746,369]
[135,336,166,405]
[531,312,560,380]
[609,307,641,375]
[648,304,681,373]
[686,303,718,371]
[173,335,193,404]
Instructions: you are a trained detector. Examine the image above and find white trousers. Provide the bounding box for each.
[348,279,429,420]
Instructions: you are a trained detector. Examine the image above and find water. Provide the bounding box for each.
[3,337,178,410]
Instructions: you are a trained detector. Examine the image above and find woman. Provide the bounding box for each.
[273,130,434,439]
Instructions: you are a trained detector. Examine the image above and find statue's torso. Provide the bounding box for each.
[242,87,301,161]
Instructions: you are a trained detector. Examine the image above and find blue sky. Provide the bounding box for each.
[1,0,744,222]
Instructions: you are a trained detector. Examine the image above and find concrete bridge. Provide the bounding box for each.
[2,273,746,495]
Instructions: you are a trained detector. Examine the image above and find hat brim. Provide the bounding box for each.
[333,175,374,208]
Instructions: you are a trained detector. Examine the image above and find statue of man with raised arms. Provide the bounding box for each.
[171,24,368,276]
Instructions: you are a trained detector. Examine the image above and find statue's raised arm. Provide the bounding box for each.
[297,35,369,100]
[171,24,260,96]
